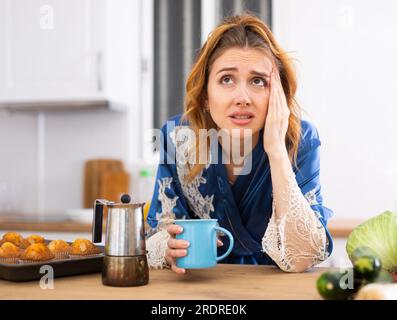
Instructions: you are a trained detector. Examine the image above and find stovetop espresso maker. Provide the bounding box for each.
[92,194,149,287]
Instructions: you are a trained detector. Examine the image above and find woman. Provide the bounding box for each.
[146,13,333,274]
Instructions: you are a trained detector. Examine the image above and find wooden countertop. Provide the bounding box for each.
[0,216,364,237]
[0,264,331,300]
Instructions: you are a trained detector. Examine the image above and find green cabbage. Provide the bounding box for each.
[346,211,397,273]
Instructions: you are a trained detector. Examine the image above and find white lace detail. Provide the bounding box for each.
[155,177,178,231]
[146,229,171,269]
[262,172,328,272]
[145,177,178,269]
[170,126,215,219]
[146,126,216,270]
[304,187,319,206]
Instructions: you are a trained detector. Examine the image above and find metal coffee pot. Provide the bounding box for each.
[92,194,149,287]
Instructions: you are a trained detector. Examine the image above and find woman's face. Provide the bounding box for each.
[206,47,274,140]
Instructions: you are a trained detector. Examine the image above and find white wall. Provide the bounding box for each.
[273,0,397,219]
[0,0,145,217]
[0,109,129,216]
[0,112,38,214]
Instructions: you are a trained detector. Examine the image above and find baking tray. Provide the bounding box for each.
[0,243,104,282]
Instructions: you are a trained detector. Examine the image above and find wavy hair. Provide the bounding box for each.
[182,13,302,182]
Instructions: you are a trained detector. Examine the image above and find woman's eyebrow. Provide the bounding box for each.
[216,67,270,78]
[250,70,270,78]
[216,67,238,74]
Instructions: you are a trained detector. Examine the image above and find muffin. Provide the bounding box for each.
[0,242,21,263]
[0,232,30,248]
[20,243,55,262]
[26,234,45,245]
[70,238,101,256]
[47,240,72,259]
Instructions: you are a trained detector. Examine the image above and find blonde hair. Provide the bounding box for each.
[182,13,301,182]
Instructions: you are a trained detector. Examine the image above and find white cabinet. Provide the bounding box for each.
[0,0,106,101]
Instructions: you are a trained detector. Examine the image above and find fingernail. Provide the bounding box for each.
[183,241,190,247]
[177,226,183,232]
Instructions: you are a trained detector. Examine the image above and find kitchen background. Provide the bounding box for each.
[0,0,396,267]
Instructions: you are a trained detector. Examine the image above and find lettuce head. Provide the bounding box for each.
[346,211,397,273]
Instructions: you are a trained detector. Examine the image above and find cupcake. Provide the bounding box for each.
[0,242,21,264]
[70,238,101,257]
[20,243,55,262]
[47,240,72,259]
[1,232,30,249]
[26,234,45,245]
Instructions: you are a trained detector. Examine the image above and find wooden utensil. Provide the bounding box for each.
[100,171,130,203]
[83,159,129,208]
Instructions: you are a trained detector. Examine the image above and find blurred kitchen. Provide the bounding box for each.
[1,0,397,267]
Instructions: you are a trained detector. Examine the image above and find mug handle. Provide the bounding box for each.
[214,226,234,262]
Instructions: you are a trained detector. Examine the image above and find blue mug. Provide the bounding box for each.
[175,219,234,269]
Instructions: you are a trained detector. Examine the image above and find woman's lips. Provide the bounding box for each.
[228,112,254,126]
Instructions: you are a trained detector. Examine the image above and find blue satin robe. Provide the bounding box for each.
[147,114,333,266]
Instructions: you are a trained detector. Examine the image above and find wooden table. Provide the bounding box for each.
[0,264,331,300]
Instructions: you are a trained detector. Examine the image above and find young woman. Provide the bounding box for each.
[146,13,333,274]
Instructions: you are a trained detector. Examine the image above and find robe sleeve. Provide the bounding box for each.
[262,122,333,272]
[145,121,190,269]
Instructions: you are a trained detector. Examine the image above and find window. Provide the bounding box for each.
[153,0,202,129]
[220,0,272,25]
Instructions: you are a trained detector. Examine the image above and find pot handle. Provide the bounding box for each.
[92,199,104,243]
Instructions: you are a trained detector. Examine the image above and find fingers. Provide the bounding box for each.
[274,70,288,107]
[166,223,188,275]
[269,70,276,106]
[274,74,283,118]
[273,71,282,108]
[267,70,277,120]
[271,69,289,119]
[272,69,283,98]
[165,253,186,275]
[167,224,189,249]
[171,264,186,275]
[167,224,183,236]
[217,239,224,247]
[167,248,188,258]
[167,237,190,249]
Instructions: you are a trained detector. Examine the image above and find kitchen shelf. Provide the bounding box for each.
[0,99,125,112]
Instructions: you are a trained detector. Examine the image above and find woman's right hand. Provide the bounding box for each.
[165,224,189,274]
[165,224,225,275]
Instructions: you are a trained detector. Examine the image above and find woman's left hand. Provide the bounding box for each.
[263,70,290,157]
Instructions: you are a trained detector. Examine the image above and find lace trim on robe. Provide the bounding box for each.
[146,177,177,269]
[262,172,328,272]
